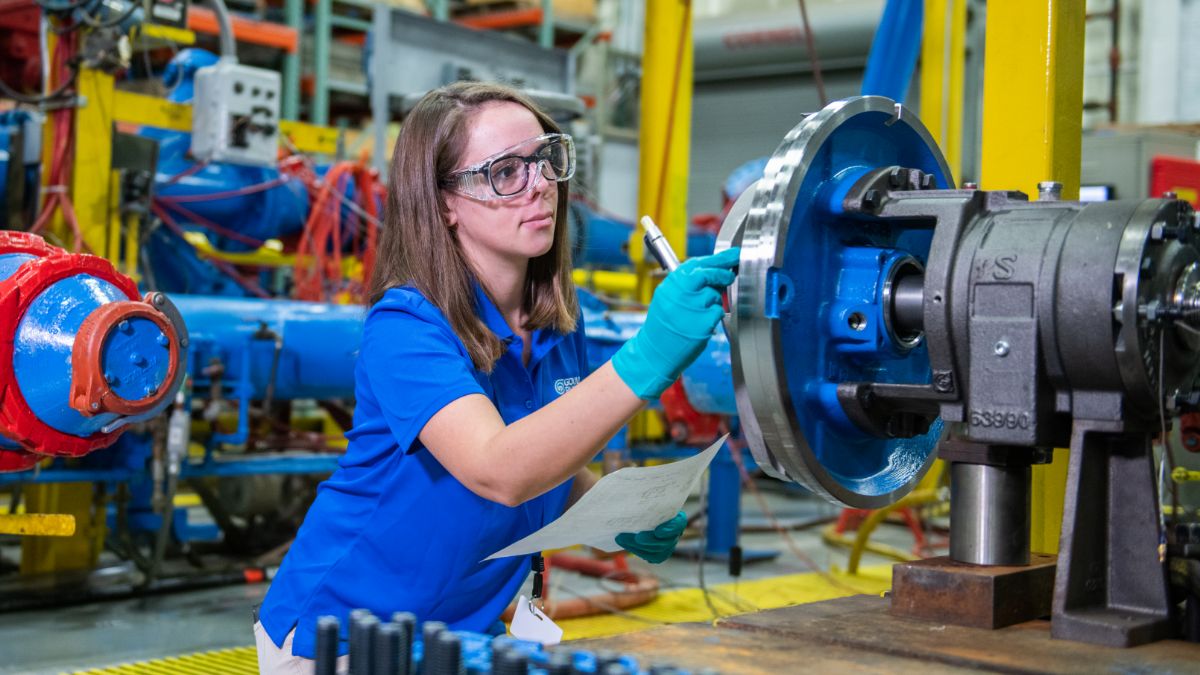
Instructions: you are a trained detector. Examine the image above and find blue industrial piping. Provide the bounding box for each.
[861,0,924,102]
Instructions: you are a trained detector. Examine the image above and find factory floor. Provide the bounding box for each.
[0,485,925,675]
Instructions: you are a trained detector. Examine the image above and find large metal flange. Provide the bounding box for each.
[720,96,954,507]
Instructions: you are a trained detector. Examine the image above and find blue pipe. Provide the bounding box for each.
[707,442,741,555]
[861,0,924,103]
[171,295,365,402]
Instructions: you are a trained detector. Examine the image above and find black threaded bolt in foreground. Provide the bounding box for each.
[314,616,340,675]
[491,647,529,675]
[391,612,416,675]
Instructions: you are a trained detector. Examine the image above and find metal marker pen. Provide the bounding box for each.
[640,215,733,338]
[640,215,680,273]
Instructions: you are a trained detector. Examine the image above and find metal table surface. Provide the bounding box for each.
[576,595,1200,674]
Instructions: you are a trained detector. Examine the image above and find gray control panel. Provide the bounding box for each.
[191,60,280,167]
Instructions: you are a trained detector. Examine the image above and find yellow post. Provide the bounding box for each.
[72,67,119,261]
[980,1,1085,201]
[21,484,104,574]
[632,0,693,304]
[919,0,966,182]
[979,0,1085,554]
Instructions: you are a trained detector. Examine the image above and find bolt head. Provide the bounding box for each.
[118,320,130,333]
[89,402,100,411]
[933,371,954,392]
[994,341,1010,357]
[129,351,145,366]
[145,385,158,396]
[156,334,170,347]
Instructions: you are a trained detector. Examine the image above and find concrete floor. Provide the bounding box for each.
[0,484,927,675]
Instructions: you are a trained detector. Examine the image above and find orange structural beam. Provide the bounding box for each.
[188,7,298,53]
[456,8,543,30]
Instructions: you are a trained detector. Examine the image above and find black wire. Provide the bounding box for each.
[33,0,91,13]
[78,0,141,29]
[0,68,77,105]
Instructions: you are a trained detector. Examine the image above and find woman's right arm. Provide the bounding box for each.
[417,248,739,507]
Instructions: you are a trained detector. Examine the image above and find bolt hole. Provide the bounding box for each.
[848,312,867,331]
[776,280,792,306]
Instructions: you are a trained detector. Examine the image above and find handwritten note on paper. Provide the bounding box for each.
[484,435,728,561]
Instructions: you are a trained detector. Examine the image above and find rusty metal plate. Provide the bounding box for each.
[890,553,1057,628]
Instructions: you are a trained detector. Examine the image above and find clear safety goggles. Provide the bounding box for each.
[444,133,575,201]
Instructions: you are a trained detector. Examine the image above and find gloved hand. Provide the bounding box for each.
[612,247,739,399]
[616,511,687,564]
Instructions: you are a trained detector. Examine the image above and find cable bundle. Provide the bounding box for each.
[287,154,383,304]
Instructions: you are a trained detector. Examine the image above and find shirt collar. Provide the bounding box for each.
[471,281,566,367]
[472,282,514,341]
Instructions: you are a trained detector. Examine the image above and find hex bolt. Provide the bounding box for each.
[862,189,881,209]
[920,173,935,190]
[888,168,906,188]
[994,341,1010,357]
[933,371,954,392]
[1037,181,1064,201]
[129,352,146,366]
[157,334,170,347]
[104,372,116,385]
[118,320,131,333]
[145,385,158,396]
[89,402,100,411]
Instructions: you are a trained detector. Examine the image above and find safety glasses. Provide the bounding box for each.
[443,133,575,201]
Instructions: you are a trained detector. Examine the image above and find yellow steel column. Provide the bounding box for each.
[632,0,693,304]
[979,0,1084,554]
[21,484,104,574]
[72,67,118,260]
[980,1,1085,200]
[919,0,966,182]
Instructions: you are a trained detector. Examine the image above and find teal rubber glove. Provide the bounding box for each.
[616,511,687,564]
[612,247,740,399]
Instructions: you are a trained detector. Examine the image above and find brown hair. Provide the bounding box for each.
[369,81,578,372]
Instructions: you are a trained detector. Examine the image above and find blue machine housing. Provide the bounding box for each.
[720,98,953,506]
[1,255,172,440]
[172,295,364,402]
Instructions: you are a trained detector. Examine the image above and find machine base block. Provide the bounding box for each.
[575,595,1200,674]
[1051,606,1174,648]
[890,553,1057,628]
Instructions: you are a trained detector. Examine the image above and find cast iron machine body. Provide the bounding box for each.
[719,96,1200,646]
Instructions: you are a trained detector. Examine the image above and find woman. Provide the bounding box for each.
[254,81,739,670]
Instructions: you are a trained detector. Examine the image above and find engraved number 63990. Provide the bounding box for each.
[970,409,1031,429]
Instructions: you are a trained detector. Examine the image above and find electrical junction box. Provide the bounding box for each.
[148,0,188,28]
[191,60,280,167]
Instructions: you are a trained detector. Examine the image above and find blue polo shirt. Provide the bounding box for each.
[258,284,587,657]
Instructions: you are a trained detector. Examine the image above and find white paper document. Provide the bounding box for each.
[484,435,728,560]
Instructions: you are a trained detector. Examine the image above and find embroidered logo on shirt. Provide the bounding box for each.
[554,377,581,395]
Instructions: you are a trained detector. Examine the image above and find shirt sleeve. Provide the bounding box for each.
[358,302,486,455]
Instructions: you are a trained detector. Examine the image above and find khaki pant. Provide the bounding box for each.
[253,621,349,675]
